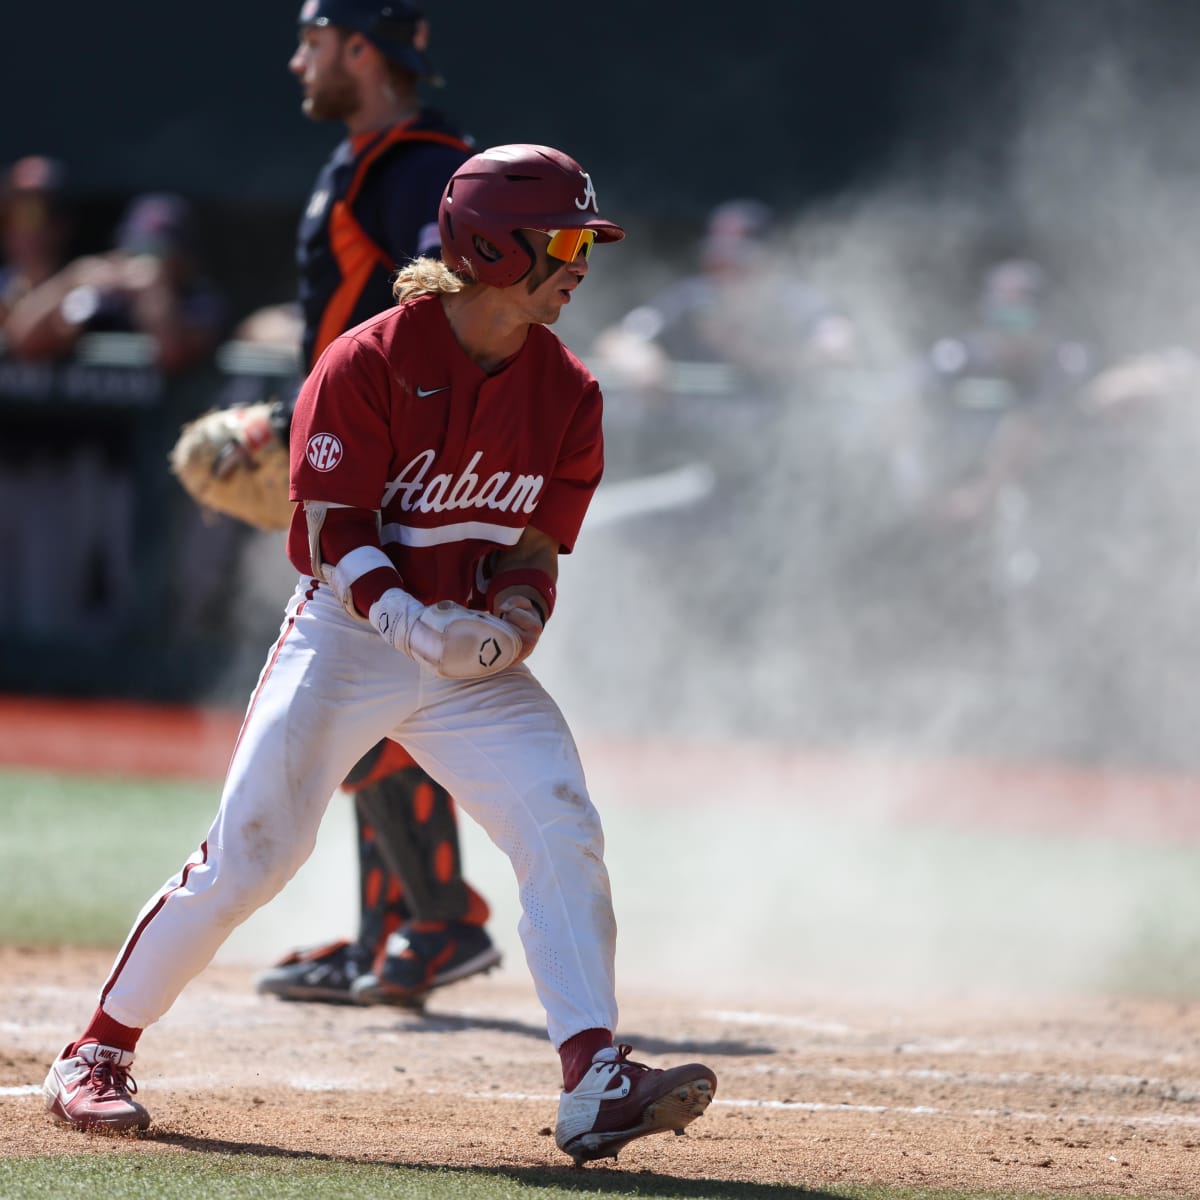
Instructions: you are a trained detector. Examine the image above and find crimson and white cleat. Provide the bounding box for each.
[43,1042,151,1131]
[554,1043,717,1167]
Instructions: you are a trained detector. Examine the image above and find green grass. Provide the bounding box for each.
[0,769,217,944]
[0,1155,1147,1200]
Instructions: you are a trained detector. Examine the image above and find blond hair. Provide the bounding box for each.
[392,257,467,303]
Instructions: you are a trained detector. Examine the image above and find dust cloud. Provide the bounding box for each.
[541,3,1200,770]
[536,3,1200,1002]
[224,4,1200,1004]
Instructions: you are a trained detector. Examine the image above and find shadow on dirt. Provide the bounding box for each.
[149,1132,832,1198]
[363,1010,776,1057]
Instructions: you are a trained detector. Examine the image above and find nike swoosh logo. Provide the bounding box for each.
[416,385,449,398]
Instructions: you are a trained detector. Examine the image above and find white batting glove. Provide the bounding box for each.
[369,590,522,679]
[367,588,424,653]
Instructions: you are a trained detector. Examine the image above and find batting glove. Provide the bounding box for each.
[369,590,522,679]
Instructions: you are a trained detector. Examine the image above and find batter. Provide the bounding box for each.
[42,144,717,1167]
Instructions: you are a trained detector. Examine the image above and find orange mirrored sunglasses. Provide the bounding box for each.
[542,228,595,263]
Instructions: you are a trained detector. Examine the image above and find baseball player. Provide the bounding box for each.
[43,143,718,1166]
[171,0,503,1007]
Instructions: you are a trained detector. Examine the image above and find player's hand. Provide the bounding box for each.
[67,254,126,291]
[497,595,544,663]
[370,593,522,679]
[368,588,424,654]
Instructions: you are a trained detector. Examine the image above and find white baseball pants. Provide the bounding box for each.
[99,578,619,1048]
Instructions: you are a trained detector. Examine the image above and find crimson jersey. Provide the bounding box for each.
[287,293,604,607]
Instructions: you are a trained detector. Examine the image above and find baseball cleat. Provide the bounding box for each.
[254,938,374,1004]
[349,921,501,1007]
[43,1042,151,1132]
[555,1044,716,1167]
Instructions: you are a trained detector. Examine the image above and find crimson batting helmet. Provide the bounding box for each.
[297,0,437,79]
[439,144,625,287]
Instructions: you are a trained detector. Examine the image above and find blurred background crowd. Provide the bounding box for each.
[4,0,1200,776]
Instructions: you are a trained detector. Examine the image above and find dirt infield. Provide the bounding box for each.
[3,945,1199,1197]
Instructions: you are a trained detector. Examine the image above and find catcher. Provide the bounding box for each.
[169,0,499,1007]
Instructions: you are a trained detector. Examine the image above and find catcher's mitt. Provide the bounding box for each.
[169,402,293,531]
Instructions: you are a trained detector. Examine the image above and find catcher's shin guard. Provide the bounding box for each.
[354,800,411,954]
[346,740,489,925]
[346,741,418,953]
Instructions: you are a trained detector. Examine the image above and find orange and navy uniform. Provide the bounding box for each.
[296,108,471,370]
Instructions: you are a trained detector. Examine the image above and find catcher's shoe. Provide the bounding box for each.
[43,1042,151,1131]
[349,921,501,1007]
[254,939,374,1004]
[555,1044,717,1167]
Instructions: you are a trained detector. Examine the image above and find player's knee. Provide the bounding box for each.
[214,820,315,910]
[548,782,604,847]
[528,791,606,869]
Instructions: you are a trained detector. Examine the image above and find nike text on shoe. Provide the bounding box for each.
[554,1044,717,1166]
[43,1042,151,1131]
[349,921,501,1007]
[254,939,373,1004]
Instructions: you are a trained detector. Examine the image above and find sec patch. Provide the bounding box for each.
[306,433,343,472]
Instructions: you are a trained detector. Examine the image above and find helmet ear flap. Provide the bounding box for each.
[456,231,534,286]
[509,228,537,282]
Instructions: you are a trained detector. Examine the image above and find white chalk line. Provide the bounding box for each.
[743,1063,1200,1102]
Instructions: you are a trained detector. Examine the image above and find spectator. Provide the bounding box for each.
[594,198,857,394]
[589,196,861,501]
[4,192,227,373]
[869,257,1096,667]
[901,259,1091,526]
[574,203,863,739]
[0,155,73,330]
[0,159,135,641]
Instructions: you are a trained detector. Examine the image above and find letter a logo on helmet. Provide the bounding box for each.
[574,172,599,213]
[438,144,625,288]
